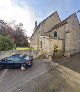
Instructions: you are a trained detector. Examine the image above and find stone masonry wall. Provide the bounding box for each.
[30,12,61,50]
[39,36,63,56]
[43,11,61,33]
[65,13,80,56]
[0,50,38,59]
[31,13,80,57]
[46,13,80,57]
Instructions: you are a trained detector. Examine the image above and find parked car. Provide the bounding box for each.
[0,54,33,71]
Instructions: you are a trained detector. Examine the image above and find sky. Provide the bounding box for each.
[0,0,80,37]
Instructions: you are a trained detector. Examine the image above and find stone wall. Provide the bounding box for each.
[69,14,80,54]
[46,24,65,40]
[30,11,61,49]
[64,13,80,56]
[31,12,80,57]
[43,11,61,33]
[46,13,80,57]
[0,50,38,59]
[39,36,63,56]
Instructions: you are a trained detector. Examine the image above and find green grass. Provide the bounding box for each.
[16,47,36,51]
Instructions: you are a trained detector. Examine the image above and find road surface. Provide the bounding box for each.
[0,59,52,92]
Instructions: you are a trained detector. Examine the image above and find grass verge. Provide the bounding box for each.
[16,47,36,50]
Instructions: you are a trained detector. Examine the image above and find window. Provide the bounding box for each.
[40,41,42,48]
[54,31,57,37]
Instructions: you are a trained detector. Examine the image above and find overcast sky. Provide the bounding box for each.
[0,0,80,37]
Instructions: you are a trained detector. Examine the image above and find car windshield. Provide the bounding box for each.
[6,55,22,62]
[4,54,30,62]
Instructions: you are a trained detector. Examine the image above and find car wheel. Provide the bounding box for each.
[20,65,26,71]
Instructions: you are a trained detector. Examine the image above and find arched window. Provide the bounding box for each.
[54,31,57,37]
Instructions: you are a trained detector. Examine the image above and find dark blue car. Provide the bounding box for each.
[0,54,33,71]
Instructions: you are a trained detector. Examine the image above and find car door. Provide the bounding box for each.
[7,62,14,69]
[10,57,22,68]
[5,56,18,68]
[1,61,13,69]
[2,58,16,69]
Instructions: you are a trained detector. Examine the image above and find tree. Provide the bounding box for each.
[0,20,14,37]
[0,20,29,47]
[13,23,29,47]
[0,35,16,51]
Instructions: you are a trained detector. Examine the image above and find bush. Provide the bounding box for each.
[0,35,16,51]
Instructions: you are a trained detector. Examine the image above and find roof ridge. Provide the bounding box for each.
[42,11,59,23]
[31,11,59,38]
[46,13,77,33]
[62,12,76,22]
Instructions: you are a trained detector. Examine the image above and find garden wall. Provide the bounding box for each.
[0,50,38,59]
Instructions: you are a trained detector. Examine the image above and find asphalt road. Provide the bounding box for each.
[0,59,51,92]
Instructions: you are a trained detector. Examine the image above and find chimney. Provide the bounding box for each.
[35,21,37,28]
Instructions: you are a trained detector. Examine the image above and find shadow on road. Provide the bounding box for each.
[53,53,80,73]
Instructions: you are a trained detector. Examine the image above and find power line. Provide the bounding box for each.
[77,10,80,13]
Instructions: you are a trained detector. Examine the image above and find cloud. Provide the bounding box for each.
[0,0,36,36]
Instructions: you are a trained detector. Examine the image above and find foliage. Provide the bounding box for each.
[0,35,16,51]
[13,23,29,47]
[0,20,13,36]
[0,20,29,47]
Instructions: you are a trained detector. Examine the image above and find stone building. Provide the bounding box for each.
[30,11,61,49]
[30,11,80,57]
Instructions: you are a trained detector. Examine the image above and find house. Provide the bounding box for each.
[30,11,80,57]
[30,11,61,49]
